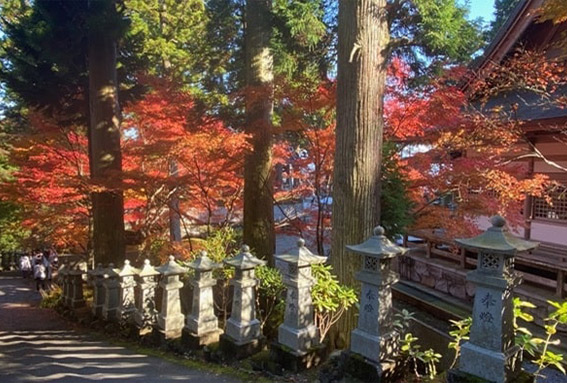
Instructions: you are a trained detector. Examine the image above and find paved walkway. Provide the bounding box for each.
[0,272,240,383]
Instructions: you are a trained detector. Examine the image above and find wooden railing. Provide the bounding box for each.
[403,229,567,297]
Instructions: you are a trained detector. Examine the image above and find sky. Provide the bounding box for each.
[468,0,497,23]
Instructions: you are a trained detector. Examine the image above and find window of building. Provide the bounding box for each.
[532,184,567,222]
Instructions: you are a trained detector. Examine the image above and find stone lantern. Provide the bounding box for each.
[116,260,138,323]
[57,264,70,307]
[88,263,105,318]
[450,215,538,383]
[220,245,266,358]
[182,251,222,348]
[272,239,326,370]
[134,259,160,334]
[344,226,407,380]
[102,264,120,322]
[68,266,86,309]
[155,255,186,340]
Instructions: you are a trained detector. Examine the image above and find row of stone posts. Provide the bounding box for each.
[0,252,19,271]
[57,215,537,382]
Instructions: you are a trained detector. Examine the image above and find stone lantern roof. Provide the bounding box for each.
[88,263,104,277]
[224,245,266,269]
[275,238,326,266]
[157,255,187,276]
[346,226,408,259]
[138,259,160,277]
[455,215,539,255]
[118,259,139,276]
[186,251,220,271]
[104,263,120,278]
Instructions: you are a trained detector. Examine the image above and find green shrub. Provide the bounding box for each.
[256,265,285,340]
[39,285,62,309]
[311,263,357,342]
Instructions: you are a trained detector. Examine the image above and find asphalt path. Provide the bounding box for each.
[0,272,241,383]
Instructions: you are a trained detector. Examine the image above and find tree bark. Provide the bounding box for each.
[330,0,390,349]
[88,0,125,266]
[243,0,275,263]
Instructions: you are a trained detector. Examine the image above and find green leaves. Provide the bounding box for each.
[448,317,471,368]
[512,299,567,377]
[548,300,567,324]
[256,264,285,298]
[311,263,357,313]
[311,263,357,341]
[400,332,441,380]
[412,0,485,62]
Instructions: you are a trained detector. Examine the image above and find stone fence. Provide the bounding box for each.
[56,218,541,382]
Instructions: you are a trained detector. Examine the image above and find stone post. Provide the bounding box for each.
[272,239,327,371]
[220,245,266,358]
[155,255,186,340]
[102,264,120,322]
[88,264,105,318]
[134,259,160,334]
[182,251,222,348]
[116,260,138,323]
[343,226,408,381]
[57,264,70,307]
[68,266,86,309]
[449,215,539,383]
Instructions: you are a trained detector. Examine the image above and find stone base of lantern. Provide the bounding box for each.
[341,351,403,383]
[219,333,265,360]
[451,343,524,383]
[181,328,222,349]
[152,325,183,344]
[446,369,534,383]
[270,341,328,372]
[70,297,86,309]
[350,329,399,363]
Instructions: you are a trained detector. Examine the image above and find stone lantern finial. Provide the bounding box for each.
[450,215,539,383]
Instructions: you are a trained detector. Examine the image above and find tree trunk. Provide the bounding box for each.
[88,0,125,266]
[330,0,390,349]
[243,0,275,263]
[158,0,182,245]
[168,160,182,243]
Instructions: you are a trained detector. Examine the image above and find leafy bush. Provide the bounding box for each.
[311,263,357,342]
[396,309,441,381]
[256,265,285,340]
[39,285,62,309]
[448,317,471,369]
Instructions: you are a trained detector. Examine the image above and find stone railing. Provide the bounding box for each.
[57,219,537,382]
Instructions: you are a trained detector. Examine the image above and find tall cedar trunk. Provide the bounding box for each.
[330,0,389,349]
[243,0,275,263]
[159,0,182,244]
[168,160,182,243]
[88,0,125,265]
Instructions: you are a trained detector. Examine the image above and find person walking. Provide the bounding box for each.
[19,253,32,279]
[33,251,47,291]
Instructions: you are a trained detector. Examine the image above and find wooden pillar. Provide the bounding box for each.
[524,144,535,240]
